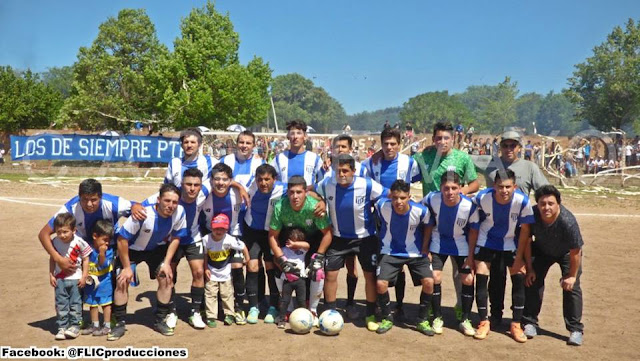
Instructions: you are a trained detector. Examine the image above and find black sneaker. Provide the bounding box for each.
[154,321,175,336]
[107,322,126,341]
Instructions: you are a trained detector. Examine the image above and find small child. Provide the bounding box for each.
[81,220,115,337]
[276,227,310,329]
[49,213,92,340]
[203,214,248,328]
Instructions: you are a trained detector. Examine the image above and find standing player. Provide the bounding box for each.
[363,127,421,321]
[243,164,287,324]
[522,185,584,346]
[421,172,479,336]
[468,169,534,342]
[165,128,217,187]
[108,184,188,340]
[268,175,332,325]
[315,154,387,330]
[374,180,434,335]
[484,130,549,326]
[221,130,265,190]
[271,120,323,187]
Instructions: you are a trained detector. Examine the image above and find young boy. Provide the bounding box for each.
[203,214,249,328]
[49,213,92,340]
[468,169,534,342]
[276,228,310,329]
[81,220,115,336]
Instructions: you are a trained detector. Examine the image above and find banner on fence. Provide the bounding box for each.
[10,134,182,163]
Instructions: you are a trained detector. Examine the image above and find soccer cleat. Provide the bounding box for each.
[247,307,260,324]
[107,322,126,341]
[459,319,475,337]
[165,312,178,329]
[64,325,80,339]
[416,319,435,336]
[376,318,393,334]
[154,321,174,336]
[567,331,583,346]
[224,315,235,326]
[510,322,527,343]
[454,304,463,322]
[235,310,247,325]
[311,311,319,328]
[366,315,379,332]
[432,317,444,335]
[264,306,278,324]
[277,317,286,329]
[523,324,537,339]
[55,328,66,340]
[189,311,206,329]
[81,326,98,336]
[474,320,490,340]
[206,319,217,328]
[346,305,360,320]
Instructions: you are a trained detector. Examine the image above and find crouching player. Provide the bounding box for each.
[374,180,434,335]
[421,172,479,336]
[468,169,534,342]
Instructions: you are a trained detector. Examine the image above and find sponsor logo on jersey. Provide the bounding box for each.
[447,166,457,172]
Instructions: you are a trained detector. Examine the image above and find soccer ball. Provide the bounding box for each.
[288,308,314,334]
[319,309,344,336]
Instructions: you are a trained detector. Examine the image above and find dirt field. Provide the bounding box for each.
[0,177,639,360]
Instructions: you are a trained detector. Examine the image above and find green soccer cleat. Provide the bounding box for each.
[376,318,393,334]
[459,319,475,337]
[366,315,379,332]
[416,319,435,336]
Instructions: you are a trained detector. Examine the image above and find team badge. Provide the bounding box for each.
[447,165,457,172]
[306,219,313,226]
[398,171,407,179]
[77,222,83,227]
[356,196,365,205]
[281,166,287,173]
[205,208,212,213]
[511,212,519,222]
[305,165,314,174]
[328,196,334,201]
[456,217,467,227]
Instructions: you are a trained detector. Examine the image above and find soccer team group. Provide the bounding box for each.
[37,120,585,346]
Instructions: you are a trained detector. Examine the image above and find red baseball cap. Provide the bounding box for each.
[211,214,230,230]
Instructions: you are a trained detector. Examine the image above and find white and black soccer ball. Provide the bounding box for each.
[319,309,344,336]
[289,308,314,334]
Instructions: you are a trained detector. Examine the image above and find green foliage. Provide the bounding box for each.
[399,91,472,133]
[565,18,640,131]
[0,66,63,134]
[41,66,74,98]
[536,91,588,136]
[162,1,272,130]
[58,9,170,132]
[456,77,518,133]
[347,107,402,132]
[270,73,346,133]
[515,92,543,133]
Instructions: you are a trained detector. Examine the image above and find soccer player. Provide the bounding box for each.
[484,130,549,325]
[141,168,209,329]
[316,154,387,330]
[363,127,421,321]
[108,184,188,340]
[243,164,288,324]
[165,128,217,187]
[468,169,534,342]
[221,130,265,189]
[38,178,144,275]
[421,172,479,336]
[271,120,323,187]
[268,175,332,325]
[522,185,584,346]
[374,180,434,335]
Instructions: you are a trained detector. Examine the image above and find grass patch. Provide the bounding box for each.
[0,173,29,181]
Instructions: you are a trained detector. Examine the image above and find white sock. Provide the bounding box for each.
[309,278,324,313]
[93,321,100,328]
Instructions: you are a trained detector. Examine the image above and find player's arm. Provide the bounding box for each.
[307,189,327,217]
[230,180,251,207]
[130,202,147,221]
[461,179,479,196]
[38,223,75,274]
[161,236,180,280]
[561,248,582,292]
[268,229,283,259]
[422,224,433,257]
[524,236,536,286]
[315,226,333,255]
[288,240,310,251]
[512,223,531,271]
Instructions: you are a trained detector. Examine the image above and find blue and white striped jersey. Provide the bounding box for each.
[316,177,387,238]
[375,199,430,257]
[118,205,188,251]
[201,188,244,236]
[362,153,421,188]
[221,154,265,190]
[319,161,368,181]
[244,181,287,231]
[271,150,322,186]
[421,192,480,256]
[49,193,132,242]
[165,154,218,187]
[474,188,535,251]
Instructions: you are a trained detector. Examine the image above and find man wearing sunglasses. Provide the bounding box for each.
[483,130,549,327]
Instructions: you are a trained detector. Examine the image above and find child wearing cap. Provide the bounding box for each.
[203,214,249,327]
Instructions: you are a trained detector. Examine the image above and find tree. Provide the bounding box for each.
[0,66,63,134]
[565,18,640,131]
[515,92,543,134]
[456,77,519,133]
[58,9,170,132]
[41,66,74,98]
[347,107,402,132]
[269,73,346,133]
[536,91,588,136]
[399,91,472,132]
[161,1,272,130]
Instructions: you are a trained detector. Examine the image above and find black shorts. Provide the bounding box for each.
[172,241,205,263]
[116,245,168,280]
[376,254,433,283]
[474,247,516,268]
[242,222,273,262]
[430,253,472,274]
[325,235,378,272]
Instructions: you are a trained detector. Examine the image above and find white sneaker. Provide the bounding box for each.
[189,312,206,329]
[55,328,66,340]
[165,313,178,329]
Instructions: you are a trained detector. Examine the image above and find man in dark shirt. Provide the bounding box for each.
[522,185,584,346]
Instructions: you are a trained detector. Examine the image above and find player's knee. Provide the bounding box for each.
[432,271,442,284]
[192,267,204,281]
[376,280,388,294]
[247,260,259,273]
[461,273,474,286]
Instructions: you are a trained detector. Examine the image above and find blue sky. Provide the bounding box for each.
[0,0,637,114]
